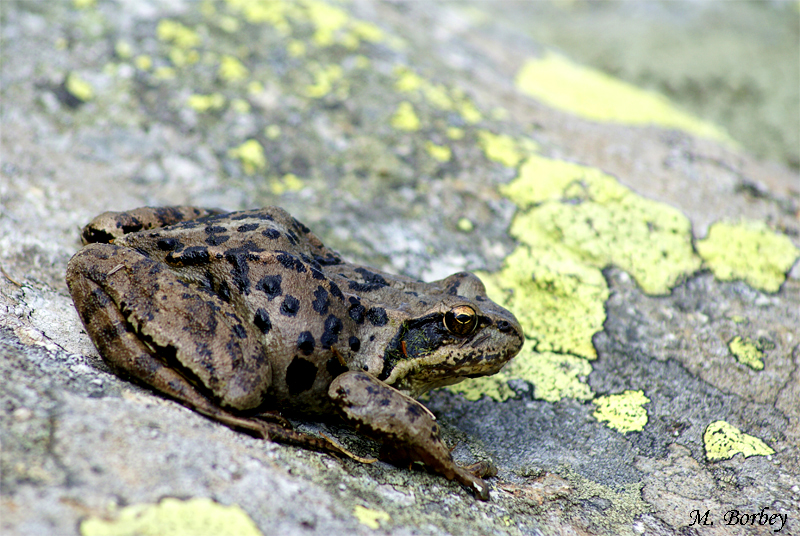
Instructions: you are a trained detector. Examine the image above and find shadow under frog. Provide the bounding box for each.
[65,206,523,500]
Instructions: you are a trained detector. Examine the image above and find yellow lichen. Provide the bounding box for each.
[264,124,281,139]
[168,47,199,67]
[456,345,594,403]
[703,420,775,461]
[515,349,594,402]
[134,55,153,71]
[394,67,424,92]
[231,98,251,113]
[448,369,516,402]
[305,0,349,47]
[65,73,94,102]
[503,155,701,295]
[218,55,249,82]
[247,81,264,95]
[187,93,226,112]
[349,21,384,43]
[592,390,650,433]
[218,15,240,33]
[228,139,267,175]
[422,84,454,111]
[456,97,482,124]
[456,218,474,233]
[515,51,734,145]
[460,153,707,401]
[425,142,451,162]
[80,497,262,536]
[153,66,176,80]
[696,220,800,293]
[287,39,306,58]
[270,173,304,195]
[225,0,295,34]
[156,20,201,49]
[728,336,764,370]
[115,40,133,59]
[353,506,390,530]
[305,63,344,98]
[476,130,524,168]
[390,101,420,131]
[446,127,464,140]
[478,244,608,360]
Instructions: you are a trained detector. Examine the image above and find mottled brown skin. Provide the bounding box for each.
[66,206,523,499]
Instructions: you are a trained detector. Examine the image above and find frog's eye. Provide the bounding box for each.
[444,305,478,337]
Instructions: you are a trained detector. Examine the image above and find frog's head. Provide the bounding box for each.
[378,272,523,398]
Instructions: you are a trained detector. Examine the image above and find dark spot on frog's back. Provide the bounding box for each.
[256,274,282,300]
[253,308,272,334]
[348,297,366,324]
[119,219,143,235]
[297,331,315,356]
[156,238,182,251]
[237,223,259,233]
[205,234,230,246]
[292,217,311,234]
[232,324,247,339]
[366,307,388,326]
[349,336,361,352]
[312,286,329,315]
[320,315,343,348]
[166,246,210,266]
[280,295,300,316]
[348,268,388,292]
[276,251,306,273]
[213,277,232,303]
[314,253,342,266]
[309,267,326,281]
[262,228,281,240]
[329,281,344,300]
[286,356,318,395]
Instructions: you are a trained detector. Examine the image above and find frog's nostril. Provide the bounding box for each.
[497,320,511,333]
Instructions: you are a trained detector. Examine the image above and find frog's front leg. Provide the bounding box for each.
[329,371,495,500]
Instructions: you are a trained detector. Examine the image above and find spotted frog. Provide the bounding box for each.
[66,206,523,499]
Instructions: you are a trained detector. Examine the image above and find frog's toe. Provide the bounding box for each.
[463,460,497,479]
[453,467,491,501]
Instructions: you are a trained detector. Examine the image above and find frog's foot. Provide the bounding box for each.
[329,371,493,500]
[464,460,498,479]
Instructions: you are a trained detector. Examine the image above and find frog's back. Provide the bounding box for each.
[113,208,377,413]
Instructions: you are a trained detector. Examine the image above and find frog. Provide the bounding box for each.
[66,206,524,500]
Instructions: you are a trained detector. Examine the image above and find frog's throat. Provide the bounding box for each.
[382,353,448,390]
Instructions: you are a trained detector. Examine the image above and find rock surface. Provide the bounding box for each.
[1,2,798,535]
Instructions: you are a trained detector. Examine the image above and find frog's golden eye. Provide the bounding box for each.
[444,305,478,337]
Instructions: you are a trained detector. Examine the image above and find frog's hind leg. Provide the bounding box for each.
[67,243,363,459]
[66,244,271,438]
